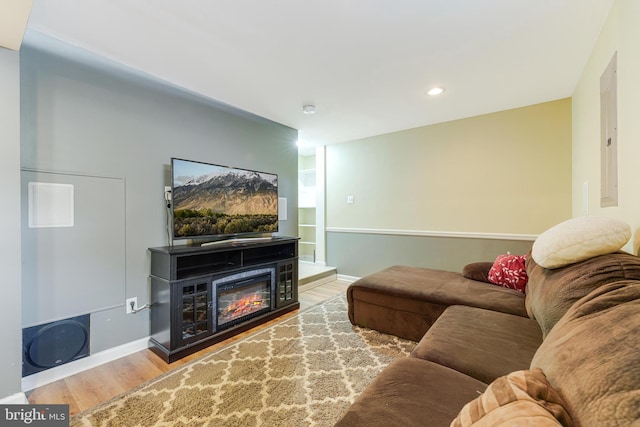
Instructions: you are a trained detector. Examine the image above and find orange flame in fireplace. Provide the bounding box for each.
[224,292,267,319]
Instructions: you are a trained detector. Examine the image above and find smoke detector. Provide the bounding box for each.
[302,105,317,114]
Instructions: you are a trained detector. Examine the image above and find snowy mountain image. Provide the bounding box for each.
[171,159,278,238]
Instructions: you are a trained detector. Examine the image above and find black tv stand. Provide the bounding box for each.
[148,236,299,362]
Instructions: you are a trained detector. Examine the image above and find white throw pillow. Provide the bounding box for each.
[532,216,631,269]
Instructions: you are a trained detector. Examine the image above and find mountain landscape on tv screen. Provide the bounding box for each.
[173,171,278,238]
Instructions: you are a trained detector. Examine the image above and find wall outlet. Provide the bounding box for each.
[126,297,138,314]
[164,186,172,201]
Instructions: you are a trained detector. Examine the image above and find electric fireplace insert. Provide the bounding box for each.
[214,270,274,331]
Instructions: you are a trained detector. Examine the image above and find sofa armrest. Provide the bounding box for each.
[462,262,494,283]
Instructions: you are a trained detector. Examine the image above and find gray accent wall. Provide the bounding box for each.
[0,48,23,400]
[19,36,298,358]
[327,232,534,278]
[21,171,126,327]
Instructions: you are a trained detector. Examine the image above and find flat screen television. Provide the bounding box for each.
[171,158,278,241]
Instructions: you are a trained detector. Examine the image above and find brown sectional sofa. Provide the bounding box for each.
[345,264,529,342]
[336,252,640,426]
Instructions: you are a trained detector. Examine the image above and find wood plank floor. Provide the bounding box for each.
[26,279,350,416]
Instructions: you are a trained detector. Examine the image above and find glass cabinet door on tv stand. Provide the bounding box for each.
[175,278,213,348]
[276,260,297,308]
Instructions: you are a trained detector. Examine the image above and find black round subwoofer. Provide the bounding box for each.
[22,314,90,377]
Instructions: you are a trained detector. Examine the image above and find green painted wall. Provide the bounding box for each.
[326,99,572,276]
[572,0,640,255]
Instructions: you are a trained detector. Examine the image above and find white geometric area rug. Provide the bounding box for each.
[71,295,416,427]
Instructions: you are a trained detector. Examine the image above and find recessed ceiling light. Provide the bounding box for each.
[427,87,445,96]
[302,105,317,114]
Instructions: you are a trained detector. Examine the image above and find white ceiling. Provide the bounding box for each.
[25,0,613,149]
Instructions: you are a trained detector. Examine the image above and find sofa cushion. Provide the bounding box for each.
[525,252,640,337]
[487,254,528,292]
[335,358,487,427]
[411,305,542,384]
[532,216,631,269]
[347,265,527,341]
[451,369,573,427]
[530,281,640,426]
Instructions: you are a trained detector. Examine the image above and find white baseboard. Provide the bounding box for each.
[0,392,28,404]
[337,274,360,283]
[22,337,149,392]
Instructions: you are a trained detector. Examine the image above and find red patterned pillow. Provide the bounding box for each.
[488,254,528,293]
